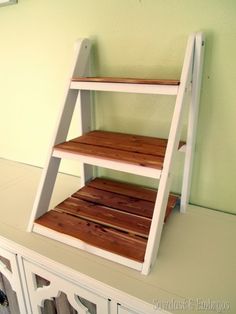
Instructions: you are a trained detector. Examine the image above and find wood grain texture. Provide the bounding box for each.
[86,178,178,222]
[54,131,177,170]
[35,178,179,263]
[54,141,164,169]
[55,197,151,237]
[72,77,180,86]
[74,186,154,218]
[73,131,168,156]
[87,177,157,202]
[35,210,147,262]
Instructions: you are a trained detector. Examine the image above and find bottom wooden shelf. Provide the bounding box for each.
[35,178,179,263]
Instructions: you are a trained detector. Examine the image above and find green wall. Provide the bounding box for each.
[0,0,235,214]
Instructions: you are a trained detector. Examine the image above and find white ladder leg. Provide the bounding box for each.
[180,33,205,213]
[142,34,195,275]
[78,89,95,186]
[27,39,91,231]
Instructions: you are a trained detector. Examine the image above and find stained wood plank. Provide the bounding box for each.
[88,177,157,202]
[87,178,178,222]
[74,186,155,219]
[55,197,151,237]
[34,178,179,263]
[54,131,185,170]
[54,141,164,169]
[35,210,146,262]
[77,130,185,150]
[73,131,167,157]
[72,77,180,86]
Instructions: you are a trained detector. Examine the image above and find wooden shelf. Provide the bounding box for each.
[70,77,180,95]
[35,178,179,263]
[53,131,185,178]
[72,77,180,86]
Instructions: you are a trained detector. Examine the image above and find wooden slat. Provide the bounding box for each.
[74,186,154,219]
[54,131,185,170]
[72,77,180,86]
[73,131,167,157]
[77,130,185,150]
[86,130,169,144]
[35,178,179,263]
[88,177,157,202]
[55,141,164,169]
[86,178,178,222]
[35,210,147,262]
[55,197,151,237]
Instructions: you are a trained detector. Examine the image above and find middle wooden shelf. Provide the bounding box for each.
[53,130,185,178]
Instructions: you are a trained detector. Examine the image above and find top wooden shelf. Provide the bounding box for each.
[72,77,180,86]
[70,77,180,95]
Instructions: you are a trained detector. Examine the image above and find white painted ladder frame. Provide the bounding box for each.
[27,33,205,275]
[142,32,205,274]
[27,39,92,230]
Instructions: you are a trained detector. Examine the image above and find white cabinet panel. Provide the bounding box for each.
[23,259,109,314]
[0,247,26,313]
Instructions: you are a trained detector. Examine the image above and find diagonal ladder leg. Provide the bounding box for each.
[27,39,91,231]
[180,33,205,213]
[142,34,196,275]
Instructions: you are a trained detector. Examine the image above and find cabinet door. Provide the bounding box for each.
[0,247,26,313]
[23,259,109,314]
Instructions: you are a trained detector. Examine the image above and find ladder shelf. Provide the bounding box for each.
[28,33,205,275]
[53,130,185,178]
[34,178,178,267]
[70,76,179,95]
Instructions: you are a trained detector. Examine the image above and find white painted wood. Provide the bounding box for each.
[0,247,27,313]
[32,224,143,272]
[53,148,162,179]
[16,255,33,314]
[117,304,171,314]
[27,39,91,231]
[77,89,95,187]
[70,81,178,95]
[28,33,204,276]
[118,305,140,314]
[23,259,109,314]
[77,52,95,187]
[142,34,196,275]
[180,33,205,213]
